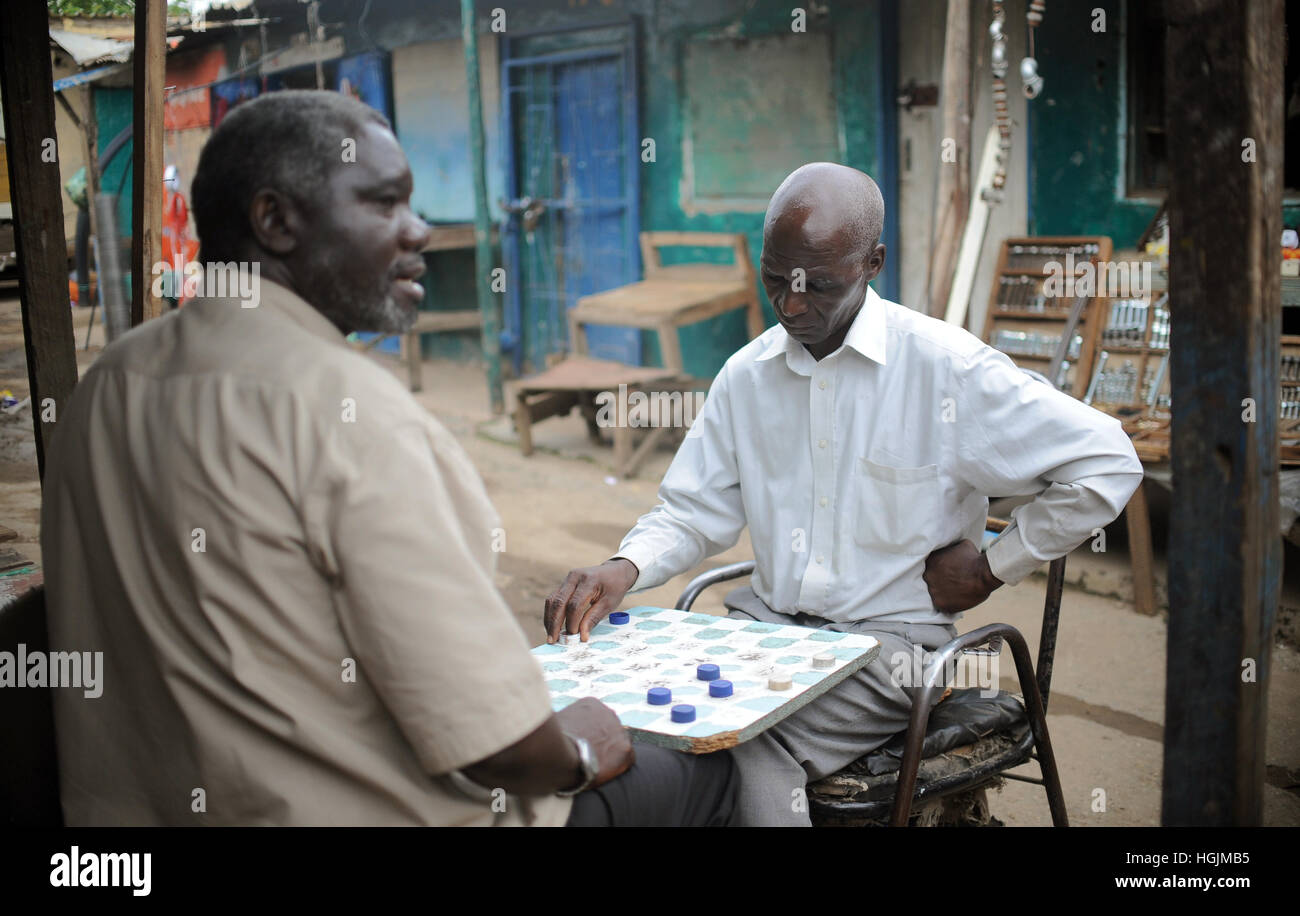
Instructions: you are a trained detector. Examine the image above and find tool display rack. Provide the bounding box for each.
[981,236,1113,399]
[1081,251,1173,461]
[1282,335,1300,464]
[1086,262,1300,465]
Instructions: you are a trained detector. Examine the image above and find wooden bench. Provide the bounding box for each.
[513,357,701,478]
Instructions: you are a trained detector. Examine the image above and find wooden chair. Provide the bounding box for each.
[513,231,760,476]
[567,232,763,372]
[672,518,1069,827]
[360,309,481,393]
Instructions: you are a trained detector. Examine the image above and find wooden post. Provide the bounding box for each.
[925,0,971,318]
[1163,0,1283,826]
[131,0,167,326]
[0,0,80,479]
[461,0,504,413]
[80,83,101,290]
[1123,480,1158,617]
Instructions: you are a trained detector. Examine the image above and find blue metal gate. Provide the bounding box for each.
[500,25,641,373]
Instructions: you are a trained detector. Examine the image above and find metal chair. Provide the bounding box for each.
[673,521,1068,827]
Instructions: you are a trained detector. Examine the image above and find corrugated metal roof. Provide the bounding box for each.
[49,28,133,67]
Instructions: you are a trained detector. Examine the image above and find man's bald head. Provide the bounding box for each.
[764,162,885,257]
[759,163,888,359]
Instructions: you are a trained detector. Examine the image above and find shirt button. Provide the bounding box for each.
[818,380,827,390]
[818,439,827,449]
[816,555,824,564]
[819,497,828,507]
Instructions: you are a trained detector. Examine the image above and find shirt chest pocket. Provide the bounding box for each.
[853,455,941,555]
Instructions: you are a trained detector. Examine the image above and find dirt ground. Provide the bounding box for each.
[2,292,1297,826]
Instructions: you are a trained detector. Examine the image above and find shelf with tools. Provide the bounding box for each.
[1282,335,1300,464]
[982,236,1113,398]
[1088,262,1300,465]
[1081,252,1172,461]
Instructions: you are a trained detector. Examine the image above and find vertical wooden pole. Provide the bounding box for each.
[926,0,971,318]
[80,83,99,265]
[1163,0,1283,826]
[131,0,166,326]
[461,0,504,414]
[0,0,80,479]
[1123,481,1158,616]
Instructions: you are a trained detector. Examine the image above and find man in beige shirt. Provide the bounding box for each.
[40,90,735,826]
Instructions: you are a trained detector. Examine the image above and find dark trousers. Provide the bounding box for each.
[565,742,737,827]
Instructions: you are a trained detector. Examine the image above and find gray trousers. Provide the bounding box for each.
[723,586,957,827]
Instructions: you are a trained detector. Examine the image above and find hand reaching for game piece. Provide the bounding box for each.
[544,558,640,642]
[922,539,1003,614]
[554,697,635,790]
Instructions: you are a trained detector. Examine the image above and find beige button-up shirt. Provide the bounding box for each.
[41,279,567,826]
[616,287,1142,624]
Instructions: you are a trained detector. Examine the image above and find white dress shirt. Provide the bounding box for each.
[615,287,1143,625]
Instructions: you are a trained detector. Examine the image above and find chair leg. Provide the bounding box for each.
[515,392,535,456]
[888,623,1070,827]
[1005,628,1070,827]
[403,330,423,392]
[579,393,602,445]
[888,684,941,826]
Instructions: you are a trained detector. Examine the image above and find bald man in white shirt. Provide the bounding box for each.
[546,162,1143,825]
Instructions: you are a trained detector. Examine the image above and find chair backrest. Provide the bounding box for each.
[1037,555,1066,712]
[987,515,1065,712]
[0,586,63,825]
[639,232,754,284]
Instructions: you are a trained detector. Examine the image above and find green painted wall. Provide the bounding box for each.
[1030,1,1155,243]
[635,0,885,376]
[1031,1,1300,240]
[393,0,889,376]
[93,87,135,243]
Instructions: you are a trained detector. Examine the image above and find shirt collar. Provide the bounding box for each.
[755,286,888,368]
[252,277,350,346]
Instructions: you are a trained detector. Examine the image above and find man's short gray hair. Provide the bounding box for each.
[192,89,390,262]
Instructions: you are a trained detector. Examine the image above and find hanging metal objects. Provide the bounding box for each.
[1021,0,1046,99]
[989,1,1011,197]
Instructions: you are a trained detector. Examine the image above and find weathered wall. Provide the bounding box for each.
[366,0,889,376]
[634,0,887,375]
[391,36,503,223]
[895,0,1031,335]
[1031,0,1157,243]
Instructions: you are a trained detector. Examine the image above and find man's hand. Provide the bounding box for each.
[554,697,635,790]
[544,558,639,642]
[923,539,1003,614]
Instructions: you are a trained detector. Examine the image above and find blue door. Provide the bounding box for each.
[501,26,641,373]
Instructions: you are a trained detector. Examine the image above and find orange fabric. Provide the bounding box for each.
[161,187,199,303]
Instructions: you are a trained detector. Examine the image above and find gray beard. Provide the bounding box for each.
[297,248,416,336]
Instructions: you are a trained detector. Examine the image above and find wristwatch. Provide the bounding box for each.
[555,733,599,797]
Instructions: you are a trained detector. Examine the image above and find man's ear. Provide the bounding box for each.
[865,243,887,282]
[248,188,303,257]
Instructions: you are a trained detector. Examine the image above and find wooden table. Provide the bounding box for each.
[513,357,696,478]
